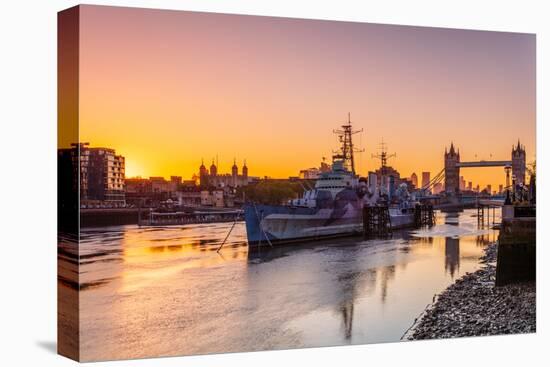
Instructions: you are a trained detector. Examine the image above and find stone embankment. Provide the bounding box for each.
[407,243,536,340]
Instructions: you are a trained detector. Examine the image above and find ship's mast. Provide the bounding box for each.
[372,138,396,175]
[333,113,364,174]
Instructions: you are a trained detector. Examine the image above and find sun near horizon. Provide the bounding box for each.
[73,5,535,189]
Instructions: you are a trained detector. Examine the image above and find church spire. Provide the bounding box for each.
[232,157,238,176]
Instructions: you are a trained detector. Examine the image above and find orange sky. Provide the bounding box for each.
[77,5,535,189]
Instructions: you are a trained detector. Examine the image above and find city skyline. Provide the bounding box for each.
[118,147,531,192]
[74,5,536,189]
[98,144,526,195]
[56,6,537,362]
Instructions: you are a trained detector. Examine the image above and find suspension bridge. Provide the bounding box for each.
[416,140,527,209]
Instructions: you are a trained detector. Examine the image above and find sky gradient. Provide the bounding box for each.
[78,5,536,189]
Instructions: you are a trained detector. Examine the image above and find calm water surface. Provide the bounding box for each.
[78,209,499,361]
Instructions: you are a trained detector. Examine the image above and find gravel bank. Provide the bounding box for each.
[407,243,536,340]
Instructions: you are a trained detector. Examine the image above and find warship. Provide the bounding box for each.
[244,115,416,246]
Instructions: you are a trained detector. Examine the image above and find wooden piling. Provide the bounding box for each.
[363,205,391,237]
[414,204,435,227]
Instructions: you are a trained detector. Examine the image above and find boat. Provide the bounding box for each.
[244,115,417,246]
[138,208,243,226]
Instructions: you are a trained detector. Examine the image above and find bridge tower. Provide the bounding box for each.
[444,142,460,194]
[511,140,526,185]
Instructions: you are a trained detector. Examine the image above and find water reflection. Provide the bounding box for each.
[341,302,354,340]
[379,265,397,303]
[75,209,500,361]
[445,237,460,277]
[442,212,460,277]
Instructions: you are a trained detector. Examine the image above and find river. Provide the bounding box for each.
[75,209,499,361]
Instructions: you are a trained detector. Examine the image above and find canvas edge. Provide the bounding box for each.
[57,4,81,362]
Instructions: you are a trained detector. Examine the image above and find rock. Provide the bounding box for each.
[408,243,536,340]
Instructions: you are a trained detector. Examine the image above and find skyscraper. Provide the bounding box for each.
[459,176,466,191]
[421,171,430,190]
[410,173,418,188]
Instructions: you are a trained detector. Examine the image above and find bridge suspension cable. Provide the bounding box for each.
[419,168,445,193]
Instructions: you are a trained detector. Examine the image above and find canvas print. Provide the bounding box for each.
[57,5,536,362]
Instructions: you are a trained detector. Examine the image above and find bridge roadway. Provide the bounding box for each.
[418,195,505,208]
[456,160,512,168]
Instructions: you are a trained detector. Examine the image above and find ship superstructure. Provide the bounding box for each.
[244,115,416,246]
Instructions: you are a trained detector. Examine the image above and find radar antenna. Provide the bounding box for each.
[372,138,396,175]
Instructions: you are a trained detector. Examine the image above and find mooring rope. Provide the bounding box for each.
[252,202,273,247]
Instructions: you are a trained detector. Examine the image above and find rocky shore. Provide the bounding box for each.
[407,242,536,340]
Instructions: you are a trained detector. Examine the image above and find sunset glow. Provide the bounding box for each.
[78,5,535,188]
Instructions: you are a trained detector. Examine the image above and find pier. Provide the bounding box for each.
[80,208,139,227]
[414,204,436,227]
[138,209,242,226]
[363,206,391,237]
[80,207,243,227]
[363,204,434,237]
[476,199,503,227]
